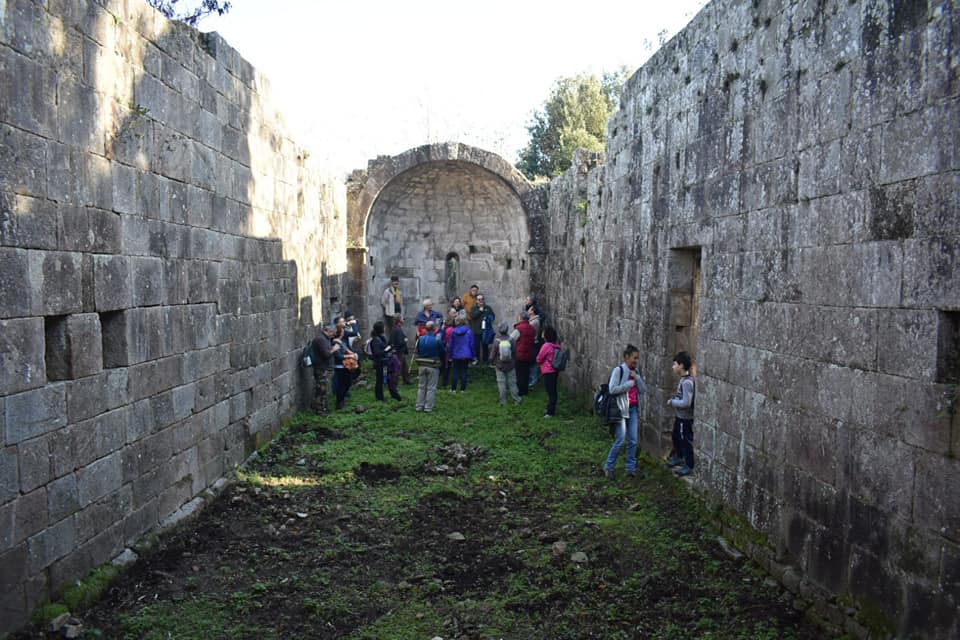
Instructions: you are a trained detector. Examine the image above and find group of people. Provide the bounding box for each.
[308,276,697,480]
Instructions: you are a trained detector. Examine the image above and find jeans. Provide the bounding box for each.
[543,371,558,416]
[473,333,483,362]
[451,359,469,391]
[416,366,439,411]
[672,417,695,469]
[605,405,639,473]
[495,368,521,405]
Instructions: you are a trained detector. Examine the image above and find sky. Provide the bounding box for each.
[199,0,711,176]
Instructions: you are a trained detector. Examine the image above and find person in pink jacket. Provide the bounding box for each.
[535,325,560,418]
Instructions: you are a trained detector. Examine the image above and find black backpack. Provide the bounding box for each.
[301,341,315,367]
[594,366,624,433]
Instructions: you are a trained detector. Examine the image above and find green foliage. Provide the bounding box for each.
[517,68,631,179]
[146,0,231,27]
[31,603,69,626]
[61,565,121,612]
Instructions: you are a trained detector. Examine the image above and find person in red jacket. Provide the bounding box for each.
[513,312,536,396]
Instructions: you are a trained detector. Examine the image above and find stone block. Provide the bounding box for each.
[0,544,27,599]
[30,250,83,316]
[0,247,33,318]
[120,214,151,256]
[901,239,960,310]
[0,124,47,198]
[158,177,188,224]
[124,498,158,544]
[111,162,138,215]
[47,473,79,522]
[13,488,47,546]
[75,485,131,544]
[88,208,122,254]
[914,454,960,543]
[0,317,45,397]
[172,383,196,421]
[27,514,76,574]
[77,452,123,507]
[1,193,59,250]
[4,384,67,445]
[93,255,132,311]
[82,153,113,210]
[0,446,17,505]
[786,413,837,486]
[844,427,916,521]
[163,259,190,304]
[17,436,51,494]
[154,126,192,183]
[66,368,129,423]
[130,256,164,307]
[881,103,959,184]
[66,313,104,378]
[876,309,940,380]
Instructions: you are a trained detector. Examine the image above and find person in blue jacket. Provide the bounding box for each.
[447,317,476,393]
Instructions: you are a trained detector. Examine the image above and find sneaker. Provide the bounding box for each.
[543,414,553,419]
[665,457,684,467]
[603,467,614,480]
[627,470,645,479]
[415,407,423,412]
[673,465,692,477]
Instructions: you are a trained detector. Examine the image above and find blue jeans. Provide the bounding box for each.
[605,405,639,473]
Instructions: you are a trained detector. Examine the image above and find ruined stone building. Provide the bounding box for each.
[1,0,957,637]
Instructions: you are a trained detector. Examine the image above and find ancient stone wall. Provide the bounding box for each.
[545,0,958,636]
[0,0,345,629]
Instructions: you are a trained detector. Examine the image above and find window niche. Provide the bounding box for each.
[444,253,460,302]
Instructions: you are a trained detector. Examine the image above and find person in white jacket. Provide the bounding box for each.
[602,344,647,480]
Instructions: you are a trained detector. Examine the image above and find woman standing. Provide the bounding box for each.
[535,326,561,418]
[448,317,476,393]
[602,344,647,479]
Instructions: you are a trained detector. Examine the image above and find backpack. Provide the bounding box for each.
[498,338,512,362]
[363,338,373,356]
[301,342,314,367]
[594,366,625,433]
[550,345,569,372]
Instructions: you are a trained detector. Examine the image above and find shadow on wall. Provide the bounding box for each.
[0,2,340,630]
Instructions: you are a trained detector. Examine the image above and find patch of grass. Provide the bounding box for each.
[61,565,121,612]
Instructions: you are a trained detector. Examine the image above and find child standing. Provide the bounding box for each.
[666,351,695,476]
[535,326,561,418]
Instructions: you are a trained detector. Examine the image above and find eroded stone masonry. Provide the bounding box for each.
[1,0,958,637]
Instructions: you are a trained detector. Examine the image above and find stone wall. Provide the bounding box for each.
[0,0,345,630]
[545,0,958,636]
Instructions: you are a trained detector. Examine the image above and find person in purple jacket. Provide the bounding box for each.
[447,317,476,393]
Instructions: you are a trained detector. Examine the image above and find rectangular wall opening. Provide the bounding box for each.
[937,311,960,384]
[668,247,702,375]
[44,315,69,381]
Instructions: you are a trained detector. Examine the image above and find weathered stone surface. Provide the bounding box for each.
[46,474,79,522]
[17,436,51,494]
[27,514,76,574]
[0,317,45,397]
[4,385,67,445]
[77,452,123,507]
[92,254,132,311]
[0,446,17,505]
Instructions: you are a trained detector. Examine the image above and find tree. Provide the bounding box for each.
[517,67,631,179]
[147,0,231,27]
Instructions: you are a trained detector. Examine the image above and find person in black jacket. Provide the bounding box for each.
[310,324,334,416]
[390,318,413,384]
[369,321,396,402]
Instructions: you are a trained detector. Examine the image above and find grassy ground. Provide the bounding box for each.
[22,366,825,639]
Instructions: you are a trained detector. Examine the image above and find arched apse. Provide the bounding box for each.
[345,143,547,331]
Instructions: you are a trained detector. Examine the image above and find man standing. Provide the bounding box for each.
[468,293,495,364]
[310,323,335,416]
[414,321,443,412]
[381,275,404,332]
[461,284,480,316]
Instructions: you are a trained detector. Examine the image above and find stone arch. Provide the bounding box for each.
[344,143,547,330]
